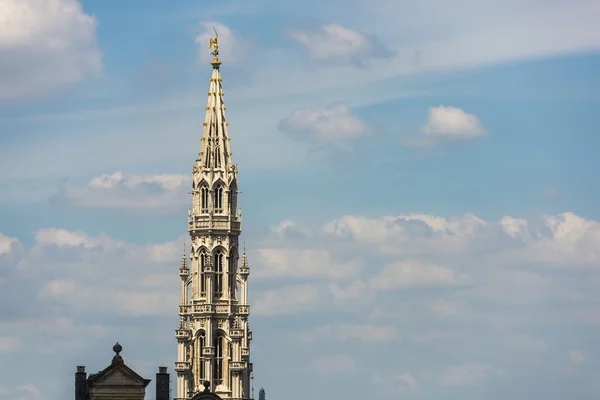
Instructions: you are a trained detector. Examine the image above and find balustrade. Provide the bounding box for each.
[236,305,249,315]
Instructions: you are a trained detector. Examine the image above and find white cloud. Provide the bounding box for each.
[569,350,587,364]
[195,21,249,64]
[296,323,399,343]
[0,233,23,283]
[252,284,320,316]
[504,334,549,355]
[369,260,459,290]
[59,171,190,212]
[328,280,368,301]
[421,105,486,140]
[278,103,370,141]
[440,364,493,387]
[0,336,21,353]
[0,233,20,256]
[425,299,465,317]
[393,372,419,394]
[271,220,312,239]
[273,0,600,100]
[255,248,363,280]
[289,24,394,66]
[6,228,183,316]
[17,384,42,400]
[400,105,486,147]
[2,209,600,398]
[369,371,419,395]
[35,228,98,248]
[312,354,357,376]
[0,0,102,99]
[8,317,108,335]
[324,212,600,266]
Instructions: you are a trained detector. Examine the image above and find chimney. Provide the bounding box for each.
[156,366,170,400]
[75,366,87,400]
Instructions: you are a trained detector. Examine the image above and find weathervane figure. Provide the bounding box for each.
[209,28,220,65]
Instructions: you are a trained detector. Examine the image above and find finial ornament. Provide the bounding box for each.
[112,342,124,365]
[209,28,220,66]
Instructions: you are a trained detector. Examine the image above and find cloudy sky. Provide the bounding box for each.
[1,0,600,399]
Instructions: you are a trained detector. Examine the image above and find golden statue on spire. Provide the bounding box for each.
[209,28,220,65]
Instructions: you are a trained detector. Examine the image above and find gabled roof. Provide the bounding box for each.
[88,342,151,387]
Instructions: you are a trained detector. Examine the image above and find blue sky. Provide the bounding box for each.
[1,0,600,399]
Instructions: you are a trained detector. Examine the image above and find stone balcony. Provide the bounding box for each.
[230,329,244,339]
[173,362,190,372]
[179,305,190,314]
[175,329,191,341]
[229,361,245,372]
[241,348,250,358]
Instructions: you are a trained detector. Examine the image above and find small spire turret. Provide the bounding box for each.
[179,238,189,280]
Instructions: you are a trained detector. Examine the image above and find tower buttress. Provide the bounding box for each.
[175,31,252,400]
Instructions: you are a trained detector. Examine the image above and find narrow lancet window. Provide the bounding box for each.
[204,144,211,168]
[201,185,209,212]
[214,332,224,386]
[229,255,235,299]
[214,250,224,295]
[214,186,223,213]
[196,331,206,383]
[200,251,207,296]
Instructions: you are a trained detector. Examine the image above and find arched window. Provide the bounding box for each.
[200,251,208,296]
[195,331,206,383]
[213,331,224,386]
[214,185,223,213]
[201,185,209,212]
[214,250,224,295]
[236,281,241,302]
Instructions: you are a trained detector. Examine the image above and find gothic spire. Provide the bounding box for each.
[198,31,233,170]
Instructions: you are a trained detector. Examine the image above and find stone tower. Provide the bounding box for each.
[174,32,253,400]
